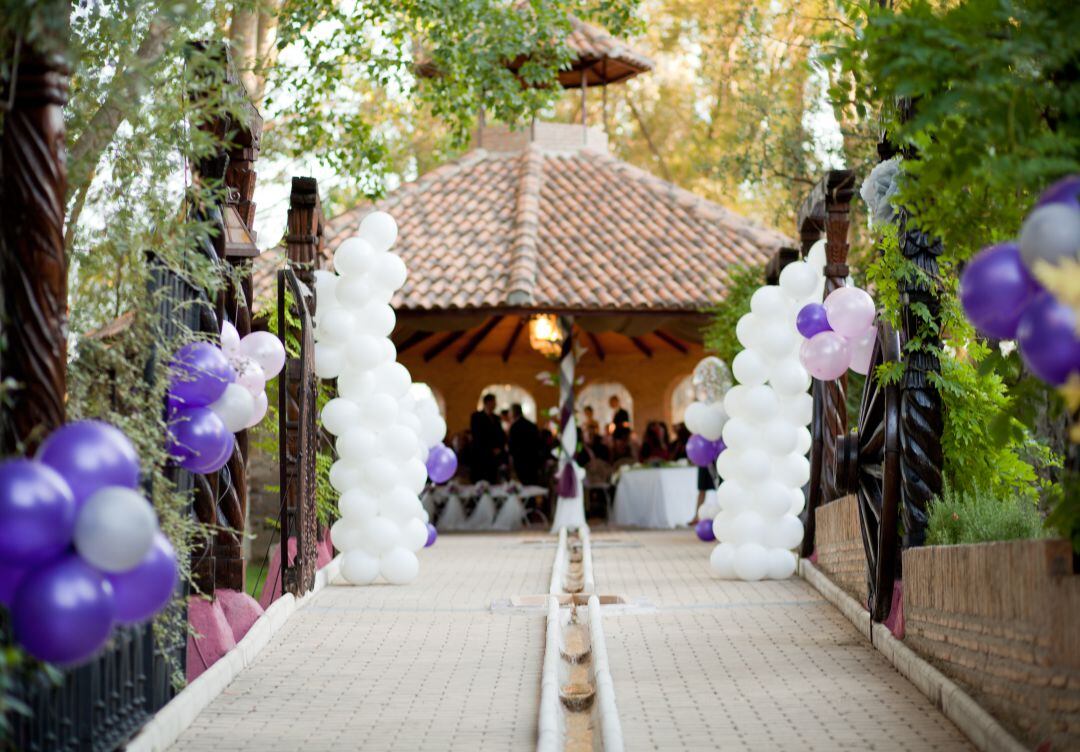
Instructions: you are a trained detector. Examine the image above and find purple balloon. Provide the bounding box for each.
[1037,175,1080,211]
[37,420,141,506]
[168,407,234,474]
[695,519,715,542]
[12,554,115,666]
[960,243,1042,340]
[0,459,76,566]
[686,434,720,467]
[796,303,832,339]
[1017,292,1080,385]
[712,439,727,457]
[426,445,458,484]
[0,561,30,606]
[107,532,178,625]
[168,342,235,408]
[425,523,438,548]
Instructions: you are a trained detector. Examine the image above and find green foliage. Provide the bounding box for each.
[1046,472,1080,555]
[926,483,1047,546]
[703,264,765,366]
[0,648,60,738]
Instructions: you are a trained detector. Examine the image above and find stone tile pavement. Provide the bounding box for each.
[594,530,973,751]
[170,530,973,752]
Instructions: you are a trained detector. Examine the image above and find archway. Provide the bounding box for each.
[476,384,537,422]
[576,382,634,433]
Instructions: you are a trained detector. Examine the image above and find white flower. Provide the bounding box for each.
[860,158,901,226]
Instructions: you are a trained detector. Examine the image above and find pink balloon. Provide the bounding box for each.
[239,331,286,379]
[848,327,877,375]
[231,356,266,396]
[799,331,852,380]
[244,391,269,429]
[824,287,875,337]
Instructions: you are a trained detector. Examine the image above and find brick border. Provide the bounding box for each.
[127,555,343,752]
[799,559,1027,752]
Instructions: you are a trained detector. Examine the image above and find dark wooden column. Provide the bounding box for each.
[0,23,70,452]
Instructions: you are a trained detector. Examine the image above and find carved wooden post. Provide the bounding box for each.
[0,22,70,452]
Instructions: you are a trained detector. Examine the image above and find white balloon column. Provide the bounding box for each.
[312,212,446,586]
[707,242,828,581]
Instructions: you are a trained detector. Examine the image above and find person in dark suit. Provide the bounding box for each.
[508,403,542,485]
[470,393,506,483]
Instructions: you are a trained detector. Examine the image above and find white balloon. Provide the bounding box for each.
[765,514,804,550]
[347,334,383,371]
[769,360,811,396]
[357,393,399,428]
[361,457,399,492]
[341,549,380,585]
[715,448,740,482]
[382,424,419,462]
[712,510,737,542]
[779,261,821,301]
[314,343,347,380]
[337,427,378,463]
[359,211,399,252]
[339,488,379,523]
[244,390,269,429]
[238,332,286,379]
[232,356,267,396]
[774,453,811,488]
[334,236,375,276]
[753,480,793,518]
[698,500,720,520]
[789,488,807,516]
[379,486,422,524]
[761,419,798,456]
[221,321,241,355]
[721,418,756,450]
[329,460,364,493]
[733,543,771,581]
[1019,203,1080,268]
[338,369,376,402]
[318,308,357,345]
[321,397,362,436]
[682,402,709,435]
[360,517,400,555]
[371,253,408,292]
[373,362,411,399]
[401,517,430,552]
[743,385,779,421]
[400,411,424,438]
[402,457,428,494]
[758,318,800,361]
[209,383,256,433]
[358,303,396,338]
[714,479,747,512]
[750,286,791,319]
[737,448,772,485]
[723,385,751,420]
[74,487,157,573]
[314,271,340,310]
[710,542,737,578]
[331,517,366,552]
[336,274,372,309]
[806,239,826,269]
[380,338,397,364]
[793,426,812,456]
[419,414,447,446]
[848,326,877,376]
[380,547,419,585]
[730,511,766,545]
[767,548,798,579]
[779,392,814,427]
[732,349,769,386]
[736,314,766,351]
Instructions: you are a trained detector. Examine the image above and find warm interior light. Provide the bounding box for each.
[528,314,564,359]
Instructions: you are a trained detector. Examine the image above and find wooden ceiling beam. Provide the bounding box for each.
[423,330,465,362]
[654,330,689,354]
[396,330,433,354]
[502,317,526,362]
[586,331,605,361]
[629,335,653,358]
[456,315,504,363]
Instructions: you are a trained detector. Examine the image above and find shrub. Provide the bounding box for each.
[926,484,1047,546]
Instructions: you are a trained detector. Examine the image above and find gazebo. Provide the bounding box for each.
[261,18,786,435]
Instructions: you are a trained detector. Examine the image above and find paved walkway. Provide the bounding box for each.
[170,530,972,751]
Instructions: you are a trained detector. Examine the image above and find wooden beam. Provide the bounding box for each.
[396,330,433,354]
[502,317,526,362]
[456,316,504,363]
[654,330,689,354]
[423,330,464,362]
[586,331,605,361]
[629,336,653,358]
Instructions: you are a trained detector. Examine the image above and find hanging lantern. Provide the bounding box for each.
[528,314,564,360]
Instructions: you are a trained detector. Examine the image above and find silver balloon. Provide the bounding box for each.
[74,486,157,573]
[693,357,733,402]
[1019,203,1080,269]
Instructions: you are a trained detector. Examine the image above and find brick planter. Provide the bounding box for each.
[904,539,1080,749]
[813,495,869,607]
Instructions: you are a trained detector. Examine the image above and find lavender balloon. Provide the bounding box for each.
[426,445,458,484]
[796,303,832,339]
[1016,292,1080,385]
[0,459,76,566]
[960,243,1042,340]
[169,342,235,408]
[107,532,178,624]
[799,331,852,381]
[695,519,716,542]
[425,523,438,548]
[12,554,115,666]
[37,420,141,506]
[686,434,720,467]
[168,407,234,474]
[824,287,875,338]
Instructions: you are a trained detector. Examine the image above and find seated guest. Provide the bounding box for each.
[581,405,601,436]
[639,421,671,463]
[671,423,690,461]
[508,403,542,485]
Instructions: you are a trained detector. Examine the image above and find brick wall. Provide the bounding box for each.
[904,539,1080,749]
[812,495,869,607]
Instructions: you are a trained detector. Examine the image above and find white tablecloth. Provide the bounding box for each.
[612,467,700,529]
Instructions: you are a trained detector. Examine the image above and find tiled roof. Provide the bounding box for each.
[254,126,788,313]
[558,17,654,86]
